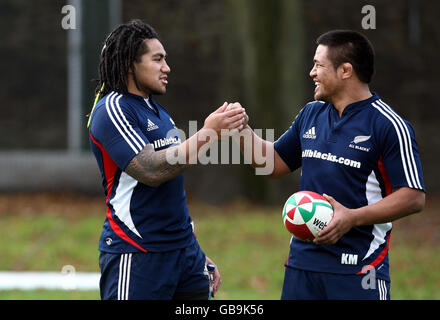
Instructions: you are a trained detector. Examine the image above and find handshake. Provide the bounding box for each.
[202,102,249,138]
[166,100,274,176]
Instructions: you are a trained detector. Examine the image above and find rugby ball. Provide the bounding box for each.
[282,191,334,241]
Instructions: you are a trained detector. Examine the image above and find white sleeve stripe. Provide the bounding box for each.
[372,102,414,189]
[375,100,416,187]
[105,91,148,155]
[109,93,145,152]
[379,100,422,189]
[376,100,422,189]
[376,100,416,187]
[114,94,147,149]
[105,92,140,154]
[373,101,422,189]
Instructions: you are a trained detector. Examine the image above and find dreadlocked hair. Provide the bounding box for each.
[96,19,160,97]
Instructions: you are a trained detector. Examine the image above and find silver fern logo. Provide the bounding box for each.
[349,135,371,152]
[351,135,371,144]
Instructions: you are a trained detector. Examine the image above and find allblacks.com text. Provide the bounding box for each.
[302,149,362,169]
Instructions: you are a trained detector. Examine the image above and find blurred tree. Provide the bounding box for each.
[79,0,121,151]
[222,0,305,202]
[2,0,437,199]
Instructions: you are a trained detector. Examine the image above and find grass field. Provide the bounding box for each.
[0,193,438,300]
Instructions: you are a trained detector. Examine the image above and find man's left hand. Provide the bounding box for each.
[313,194,356,245]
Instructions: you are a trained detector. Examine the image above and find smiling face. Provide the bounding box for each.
[131,38,171,97]
[309,44,341,102]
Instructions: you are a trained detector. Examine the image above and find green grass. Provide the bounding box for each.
[0,289,99,300]
[0,214,103,272]
[0,194,438,300]
[194,205,288,299]
[390,246,440,299]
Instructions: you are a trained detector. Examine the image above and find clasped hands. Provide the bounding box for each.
[203,102,249,138]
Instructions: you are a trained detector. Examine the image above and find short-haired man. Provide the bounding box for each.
[236,30,425,299]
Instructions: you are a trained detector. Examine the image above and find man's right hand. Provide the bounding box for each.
[203,102,247,138]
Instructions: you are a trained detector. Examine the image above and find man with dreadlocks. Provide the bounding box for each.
[88,20,247,300]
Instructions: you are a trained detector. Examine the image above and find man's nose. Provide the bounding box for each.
[309,65,316,78]
[162,61,171,73]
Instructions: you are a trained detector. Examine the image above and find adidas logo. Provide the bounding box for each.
[147,119,159,131]
[303,126,316,139]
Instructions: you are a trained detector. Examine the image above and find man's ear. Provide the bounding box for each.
[128,60,138,75]
[339,62,353,80]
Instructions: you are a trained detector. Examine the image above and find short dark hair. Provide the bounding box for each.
[316,30,375,83]
[97,19,160,96]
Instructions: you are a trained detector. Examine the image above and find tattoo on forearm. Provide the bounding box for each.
[125,144,189,187]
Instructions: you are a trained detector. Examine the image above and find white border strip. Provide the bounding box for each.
[0,271,100,290]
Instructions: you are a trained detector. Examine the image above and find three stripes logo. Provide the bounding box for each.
[104,92,147,155]
[303,126,317,139]
[147,119,159,131]
[372,99,423,190]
